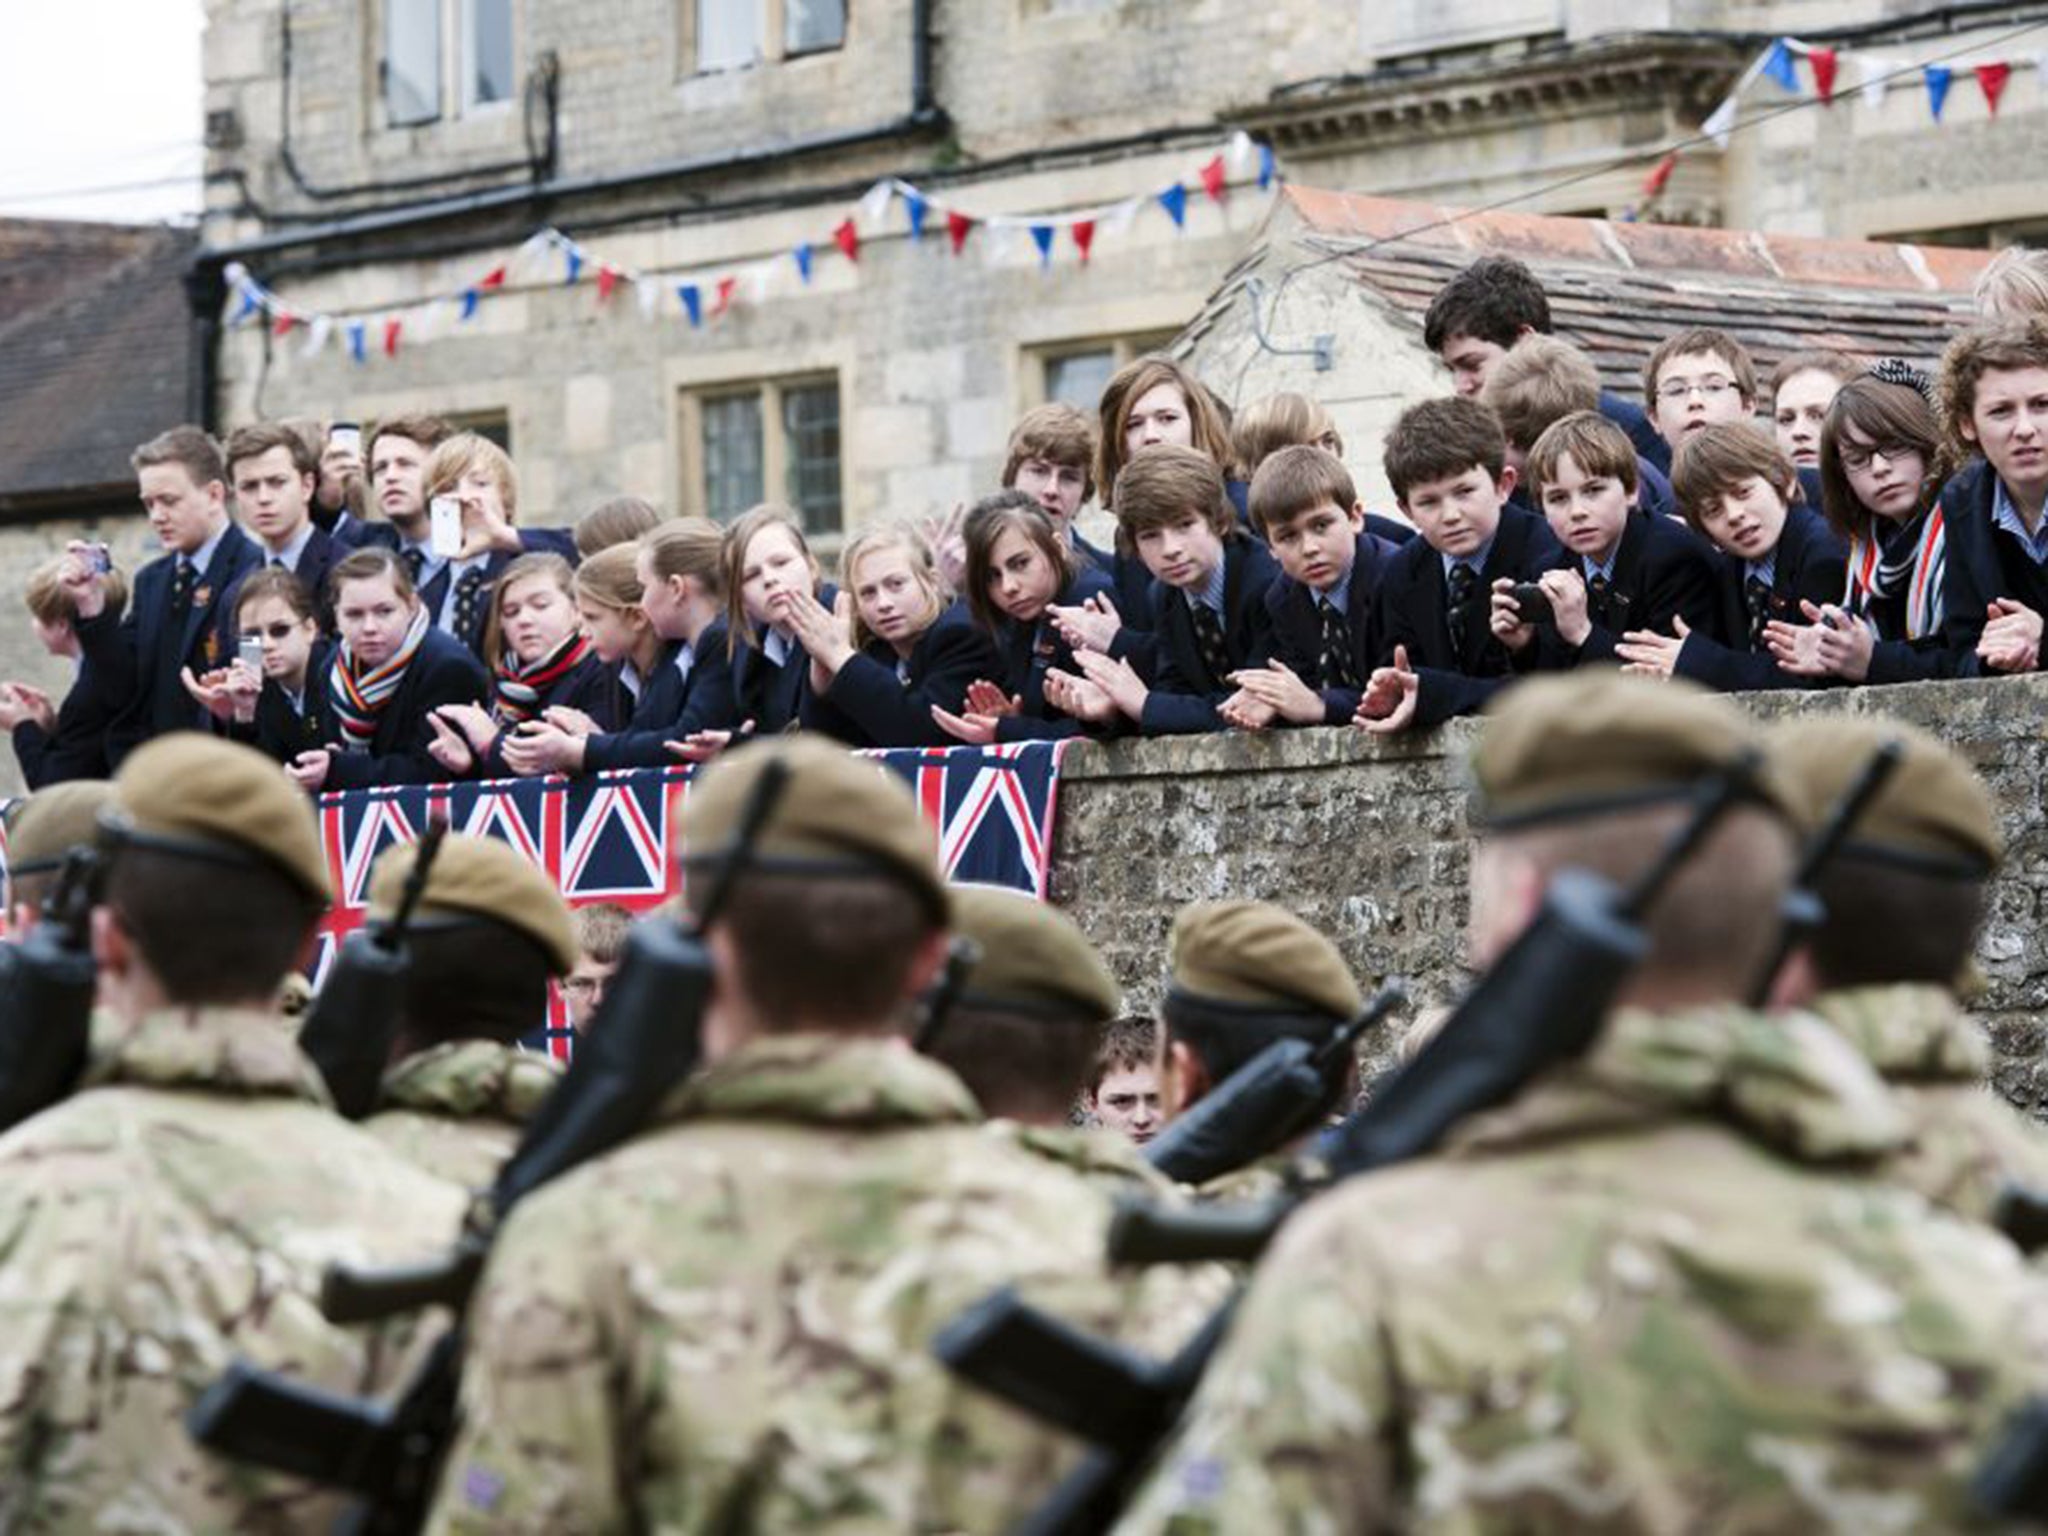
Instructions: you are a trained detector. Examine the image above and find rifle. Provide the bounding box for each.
[932,758,1758,1535]
[1139,979,1408,1187]
[0,847,105,1132]
[298,819,449,1119]
[189,758,793,1532]
[911,936,983,1054]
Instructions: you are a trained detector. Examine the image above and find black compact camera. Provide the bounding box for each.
[1507,583,1553,626]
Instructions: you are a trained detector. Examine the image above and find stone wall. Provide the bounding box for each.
[1048,673,2048,1114]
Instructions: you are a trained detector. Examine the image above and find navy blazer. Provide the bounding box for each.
[986,566,1117,744]
[1932,458,2048,681]
[1601,390,1670,475]
[1264,531,1401,725]
[584,625,741,771]
[727,582,840,736]
[1373,503,1562,728]
[244,639,337,765]
[79,523,265,765]
[1139,536,1280,736]
[1536,509,1722,666]
[802,601,1004,750]
[1675,504,1848,692]
[322,627,491,790]
[11,656,115,789]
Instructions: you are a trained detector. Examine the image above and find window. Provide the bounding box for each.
[446,410,513,455]
[685,376,842,534]
[690,0,845,74]
[1029,332,1182,411]
[383,0,516,127]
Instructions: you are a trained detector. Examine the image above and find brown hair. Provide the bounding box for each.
[1003,404,1098,502]
[933,999,1104,1124]
[575,496,661,557]
[572,543,644,614]
[27,557,128,627]
[1525,411,1640,499]
[329,546,419,607]
[1382,397,1508,503]
[1816,377,1945,544]
[1111,444,1233,539]
[1090,1015,1157,1092]
[365,412,452,469]
[1643,327,1758,409]
[484,551,576,664]
[644,517,725,592]
[425,432,518,521]
[130,425,224,488]
[1974,245,2048,320]
[224,421,318,479]
[962,491,1076,634]
[1937,316,2048,465]
[572,902,635,967]
[1248,445,1358,537]
[1670,422,1800,535]
[1481,334,1601,450]
[1767,349,1860,407]
[704,871,938,1029]
[721,503,820,653]
[1230,392,1344,480]
[106,845,320,1005]
[1096,356,1232,509]
[232,566,318,626]
[840,523,944,652]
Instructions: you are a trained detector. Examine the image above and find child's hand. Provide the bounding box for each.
[1979,598,2043,673]
[931,704,1000,745]
[1048,594,1122,656]
[0,681,53,733]
[965,679,1022,718]
[60,542,107,621]
[1218,688,1279,732]
[427,711,478,774]
[1073,650,1148,720]
[921,502,969,596]
[501,720,584,776]
[1614,617,1691,679]
[1353,645,1418,735]
[287,748,333,792]
[1226,661,1322,725]
[542,705,603,739]
[776,588,857,674]
[664,726,743,764]
[1044,667,1117,723]
[437,701,500,753]
[1487,578,1536,653]
[1541,570,1591,648]
[457,488,521,559]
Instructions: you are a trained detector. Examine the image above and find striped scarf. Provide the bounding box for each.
[330,608,430,749]
[1844,506,1945,642]
[493,630,592,724]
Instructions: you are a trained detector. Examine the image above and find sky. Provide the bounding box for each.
[0,0,205,224]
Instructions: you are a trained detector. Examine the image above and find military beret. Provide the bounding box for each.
[1470,672,1790,830]
[1765,715,2000,876]
[679,736,947,921]
[107,736,331,903]
[368,833,577,974]
[951,886,1119,1020]
[6,780,115,878]
[1169,900,1362,1020]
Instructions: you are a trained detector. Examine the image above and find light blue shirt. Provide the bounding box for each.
[1992,476,2048,566]
[1744,552,1778,589]
[1319,572,1353,617]
[763,628,793,668]
[1581,547,1620,585]
[181,523,228,579]
[1439,536,1496,588]
[1194,560,1227,617]
[267,521,316,572]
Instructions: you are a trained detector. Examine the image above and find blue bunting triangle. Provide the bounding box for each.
[347,322,367,364]
[459,289,480,321]
[793,243,813,284]
[564,248,583,285]
[1926,64,1953,121]
[1762,39,1800,94]
[1030,224,1055,267]
[677,283,702,327]
[1157,184,1187,229]
[1257,144,1276,191]
[905,192,928,242]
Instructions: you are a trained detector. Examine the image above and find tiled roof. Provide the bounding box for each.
[0,220,197,509]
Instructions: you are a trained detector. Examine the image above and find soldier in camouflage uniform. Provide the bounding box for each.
[0,736,465,1531]
[428,736,1206,1533]
[360,832,572,1189]
[1767,714,2048,1222]
[1119,673,2048,1533]
[3,777,112,934]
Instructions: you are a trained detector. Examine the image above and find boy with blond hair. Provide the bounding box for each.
[1483,334,1676,520]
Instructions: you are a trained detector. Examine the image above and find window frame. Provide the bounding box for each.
[678,372,846,539]
[459,0,519,114]
[683,0,846,77]
[1023,331,1183,411]
[381,0,518,128]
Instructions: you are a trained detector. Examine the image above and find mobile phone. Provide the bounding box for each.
[238,635,266,673]
[1508,583,1554,626]
[87,543,111,576]
[430,496,464,557]
[329,423,362,455]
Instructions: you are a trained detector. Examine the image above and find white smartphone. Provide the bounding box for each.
[238,635,265,673]
[430,495,464,558]
[329,423,362,455]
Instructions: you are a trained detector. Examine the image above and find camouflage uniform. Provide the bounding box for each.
[1118,1004,2048,1533]
[0,1005,465,1531]
[1815,982,2048,1223]
[429,1034,1205,1534]
[365,1038,564,1189]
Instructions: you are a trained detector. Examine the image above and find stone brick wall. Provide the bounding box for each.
[1048,674,2048,1114]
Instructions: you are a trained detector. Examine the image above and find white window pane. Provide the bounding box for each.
[697,0,760,71]
[1045,350,1115,411]
[385,0,442,126]
[785,0,846,54]
[467,0,516,105]
[702,394,765,523]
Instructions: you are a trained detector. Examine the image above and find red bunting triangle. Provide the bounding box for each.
[1809,48,1838,104]
[1642,152,1678,198]
[271,312,296,338]
[1978,61,2012,115]
[383,318,402,358]
[1072,219,1096,264]
[947,209,973,255]
[597,265,619,302]
[1199,155,1226,203]
[833,218,860,263]
[479,265,508,290]
[712,276,737,317]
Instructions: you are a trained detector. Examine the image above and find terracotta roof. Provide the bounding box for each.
[1209,187,1988,397]
[0,221,197,511]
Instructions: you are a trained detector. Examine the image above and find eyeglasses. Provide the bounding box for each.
[1657,377,1738,402]
[237,622,302,641]
[1840,442,1914,473]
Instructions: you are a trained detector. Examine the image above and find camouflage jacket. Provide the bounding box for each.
[366,1039,563,1189]
[0,1004,465,1533]
[1814,983,2048,1223]
[428,1034,1209,1535]
[1118,1004,2048,1534]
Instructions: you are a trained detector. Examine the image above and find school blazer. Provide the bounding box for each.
[1264,531,1401,725]
[986,567,1117,744]
[322,627,491,790]
[1139,537,1281,736]
[1601,390,1670,475]
[1373,503,1562,728]
[728,583,840,736]
[79,523,265,765]
[1536,510,1723,667]
[802,601,1005,750]
[1674,505,1849,693]
[583,626,742,771]
[244,640,339,766]
[11,658,116,789]
[1932,458,2046,682]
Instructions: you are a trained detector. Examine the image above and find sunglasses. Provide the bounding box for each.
[238,622,303,641]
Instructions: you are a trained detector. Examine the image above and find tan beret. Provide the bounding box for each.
[679,736,947,920]
[7,781,115,876]
[368,833,577,974]
[1471,672,1790,829]
[1765,715,2000,874]
[109,736,330,902]
[951,886,1119,1020]
[1169,900,1362,1019]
